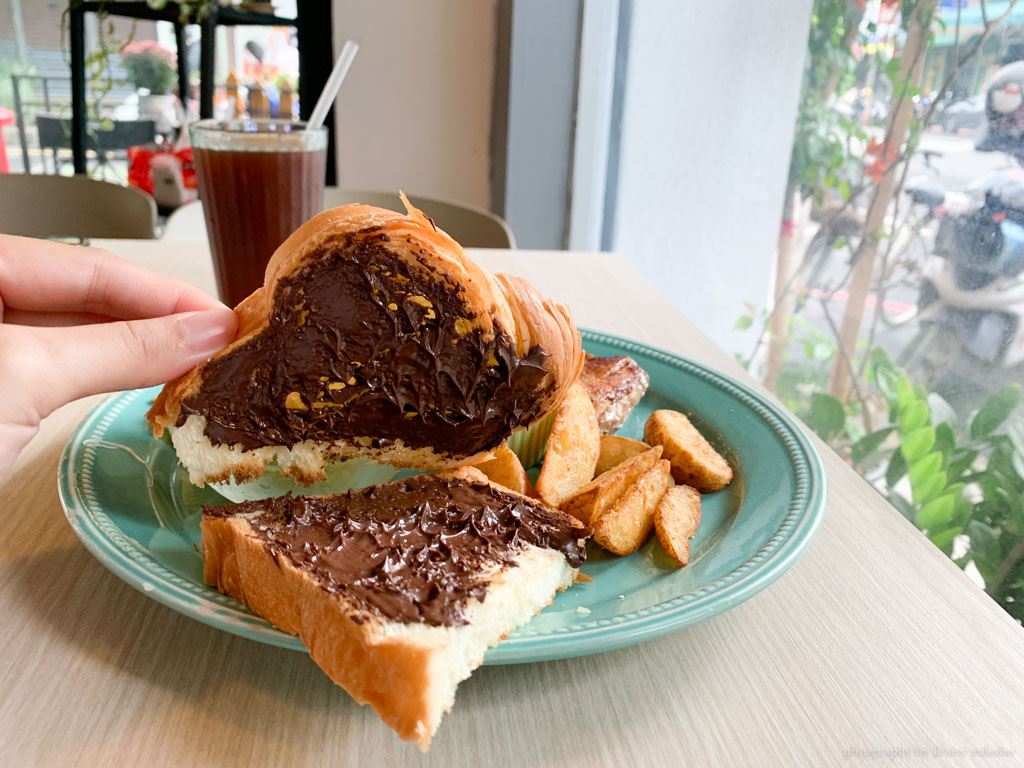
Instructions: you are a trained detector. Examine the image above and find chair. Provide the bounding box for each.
[0,174,158,239]
[322,190,516,249]
[35,115,73,175]
[36,115,156,176]
[162,189,516,248]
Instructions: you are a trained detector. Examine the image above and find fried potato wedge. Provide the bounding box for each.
[643,409,733,492]
[536,380,601,508]
[594,435,651,476]
[473,445,532,496]
[654,485,702,566]
[592,459,673,556]
[561,445,663,529]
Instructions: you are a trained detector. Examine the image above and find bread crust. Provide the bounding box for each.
[203,513,444,747]
[201,468,583,750]
[148,197,584,485]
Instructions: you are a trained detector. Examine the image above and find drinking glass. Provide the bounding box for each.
[190,120,328,307]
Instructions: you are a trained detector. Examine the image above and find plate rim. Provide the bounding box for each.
[58,329,826,663]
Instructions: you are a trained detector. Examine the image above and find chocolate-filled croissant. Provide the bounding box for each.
[147,195,584,486]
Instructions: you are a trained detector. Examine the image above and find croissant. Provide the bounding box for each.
[147,195,584,486]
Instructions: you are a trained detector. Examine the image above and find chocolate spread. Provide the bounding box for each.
[178,231,552,456]
[204,474,585,626]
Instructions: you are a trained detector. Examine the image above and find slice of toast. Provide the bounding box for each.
[201,467,585,750]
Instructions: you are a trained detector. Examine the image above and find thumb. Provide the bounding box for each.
[23,308,236,417]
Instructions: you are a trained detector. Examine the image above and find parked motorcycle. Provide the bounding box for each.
[899,168,1024,401]
[897,61,1024,407]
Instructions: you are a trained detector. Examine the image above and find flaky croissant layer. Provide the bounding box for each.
[147,196,583,486]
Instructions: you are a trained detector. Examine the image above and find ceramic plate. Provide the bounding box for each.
[58,330,825,664]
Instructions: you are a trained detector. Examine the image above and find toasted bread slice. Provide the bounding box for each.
[201,467,585,750]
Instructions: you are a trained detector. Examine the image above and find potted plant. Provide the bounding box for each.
[120,39,177,133]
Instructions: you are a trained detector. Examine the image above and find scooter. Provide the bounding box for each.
[899,169,1024,401]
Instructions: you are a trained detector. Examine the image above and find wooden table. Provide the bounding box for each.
[3,240,1022,767]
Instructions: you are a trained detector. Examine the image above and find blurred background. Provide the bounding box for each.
[2,0,1024,621]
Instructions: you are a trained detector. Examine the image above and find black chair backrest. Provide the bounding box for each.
[96,119,157,151]
[36,114,74,151]
[35,114,156,152]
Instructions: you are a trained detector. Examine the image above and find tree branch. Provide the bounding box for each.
[850,0,1016,390]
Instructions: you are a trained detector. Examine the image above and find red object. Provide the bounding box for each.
[127,142,196,195]
[0,107,15,173]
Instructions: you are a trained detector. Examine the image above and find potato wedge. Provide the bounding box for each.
[561,445,663,529]
[473,445,532,496]
[654,485,702,566]
[594,435,651,476]
[592,459,673,556]
[644,409,733,492]
[536,381,601,508]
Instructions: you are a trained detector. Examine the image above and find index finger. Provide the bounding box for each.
[0,235,226,319]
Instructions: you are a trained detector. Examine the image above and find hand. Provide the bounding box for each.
[0,235,236,481]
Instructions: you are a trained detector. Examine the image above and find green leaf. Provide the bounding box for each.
[1008,419,1024,482]
[933,422,956,466]
[916,494,956,529]
[851,427,895,465]
[1008,419,1024,457]
[812,341,834,361]
[927,392,957,428]
[897,376,916,410]
[1014,452,1024,483]
[871,346,893,368]
[912,471,948,505]
[807,393,846,441]
[909,451,944,486]
[941,482,966,499]
[886,448,907,487]
[1007,491,1024,535]
[899,400,929,434]
[901,427,935,463]
[970,384,1022,439]
[733,315,753,331]
[875,365,899,409]
[929,525,962,551]
[951,494,974,527]
[884,56,902,85]
[948,449,979,481]
[966,520,1002,581]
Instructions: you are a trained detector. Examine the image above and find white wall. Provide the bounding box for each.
[502,0,580,248]
[331,0,497,209]
[610,0,812,355]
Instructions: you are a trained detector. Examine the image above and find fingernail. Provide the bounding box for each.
[178,309,237,355]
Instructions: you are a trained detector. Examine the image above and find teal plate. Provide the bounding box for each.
[58,330,826,664]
